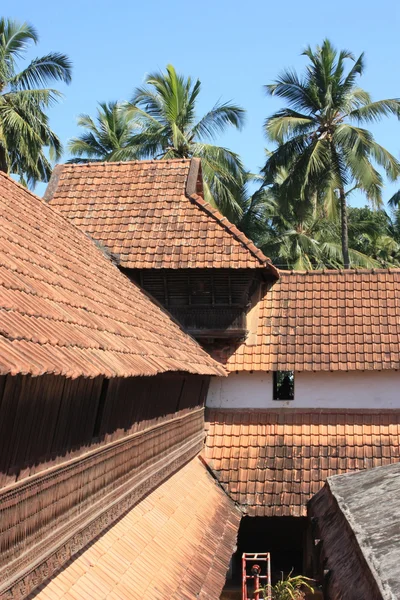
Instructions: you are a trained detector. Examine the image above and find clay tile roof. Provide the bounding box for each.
[45,158,278,275]
[211,269,400,372]
[204,409,400,517]
[0,171,225,378]
[29,457,241,600]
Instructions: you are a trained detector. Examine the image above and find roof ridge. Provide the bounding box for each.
[188,192,279,277]
[279,268,400,275]
[59,158,192,169]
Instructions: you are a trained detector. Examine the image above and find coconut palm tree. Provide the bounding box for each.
[347,206,400,266]
[238,169,383,270]
[263,39,400,267]
[68,102,139,163]
[0,18,71,185]
[124,64,246,219]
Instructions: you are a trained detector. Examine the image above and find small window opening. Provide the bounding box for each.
[273,371,294,400]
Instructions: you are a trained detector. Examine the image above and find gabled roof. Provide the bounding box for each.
[204,409,400,516]
[30,457,241,600]
[309,462,400,600]
[45,158,278,274]
[0,171,225,378]
[210,269,400,372]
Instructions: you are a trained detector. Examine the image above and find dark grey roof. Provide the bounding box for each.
[327,461,400,600]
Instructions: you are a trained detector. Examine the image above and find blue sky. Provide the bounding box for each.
[4,0,400,204]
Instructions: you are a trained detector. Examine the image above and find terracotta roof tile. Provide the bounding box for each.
[0,171,225,378]
[29,457,241,600]
[204,409,400,516]
[46,159,277,274]
[210,269,400,371]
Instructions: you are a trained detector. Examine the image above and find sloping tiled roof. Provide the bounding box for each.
[210,269,400,372]
[30,457,241,600]
[204,409,400,517]
[309,462,400,600]
[45,158,278,274]
[0,171,225,378]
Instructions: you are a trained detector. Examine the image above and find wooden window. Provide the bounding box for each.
[273,371,294,401]
[190,274,212,305]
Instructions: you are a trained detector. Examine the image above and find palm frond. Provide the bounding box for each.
[191,143,245,219]
[340,52,365,94]
[262,133,310,183]
[369,141,400,181]
[68,101,139,162]
[0,18,38,61]
[265,68,318,113]
[68,133,108,158]
[126,128,168,159]
[348,99,400,123]
[348,247,381,268]
[322,178,340,220]
[192,101,245,141]
[4,87,62,108]
[264,108,315,143]
[9,53,72,89]
[300,139,330,194]
[388,190,400,208]
[345,152,383,207]
[346,87,371,110]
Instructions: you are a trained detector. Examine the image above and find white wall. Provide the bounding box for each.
[207,370,400,409]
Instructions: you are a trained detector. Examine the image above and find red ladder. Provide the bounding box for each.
[242,552,271,600]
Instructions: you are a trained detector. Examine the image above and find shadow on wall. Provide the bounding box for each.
[229,516,308,585]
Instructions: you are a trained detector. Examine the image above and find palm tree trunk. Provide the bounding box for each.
[339,187,350,268]
[0,146,8,174]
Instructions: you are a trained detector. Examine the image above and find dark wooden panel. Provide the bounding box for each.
[0,408,205,597]
[0,373,207,486]
[0,376,23,487]
[131,269,258,338]
[7,377,38,483]
[168,306,247,335]
[136,268,257,308]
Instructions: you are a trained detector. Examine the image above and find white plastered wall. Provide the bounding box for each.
[207,370,400,409]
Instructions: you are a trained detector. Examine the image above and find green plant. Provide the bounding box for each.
[263,39,400,268]
[68,101,138,163]
[0,17,71,185]
[237,168,385,270]
[258,571,314,600]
